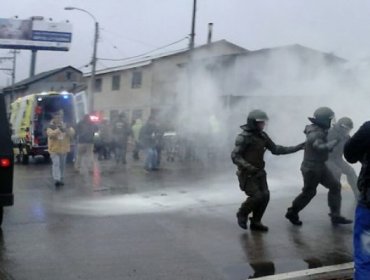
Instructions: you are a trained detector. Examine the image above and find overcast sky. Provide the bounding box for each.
[1,0,370,87]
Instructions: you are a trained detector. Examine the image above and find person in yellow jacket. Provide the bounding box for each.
[46,110,75,186]
[131,118,143,160]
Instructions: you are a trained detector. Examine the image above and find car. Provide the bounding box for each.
[0,94,14,226]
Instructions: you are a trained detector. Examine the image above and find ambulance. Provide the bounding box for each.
[9,91,87,164]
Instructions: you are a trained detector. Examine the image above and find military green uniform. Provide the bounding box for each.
[286,107,352,226]
[231,110,303,231]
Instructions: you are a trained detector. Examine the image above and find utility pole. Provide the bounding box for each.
[184,0,197,161]
[64,6,99,113]
[189,0,197,50]
[30,50,37,77]
[90,21,99,113]
[11,50,17,103]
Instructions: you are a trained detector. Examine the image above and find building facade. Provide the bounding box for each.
[1,66,83,109]
[86,40,247,123]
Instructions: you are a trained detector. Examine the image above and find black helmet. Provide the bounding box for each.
[247,109,269,130]
[336,117,353,130]
[309,107,334,129]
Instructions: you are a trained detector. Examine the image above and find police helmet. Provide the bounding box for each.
[247,109,269,129]
[309,107,335,129]
[336,117,353,130]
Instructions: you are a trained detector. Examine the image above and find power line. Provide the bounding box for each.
[77,63,90,71]
[97,60,108,69]
[100,27,157,49]
[98,36,189,62]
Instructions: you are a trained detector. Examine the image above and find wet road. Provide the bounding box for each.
[0,156,355,280]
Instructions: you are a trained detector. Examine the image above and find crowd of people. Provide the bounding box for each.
[46,111,166,186]
[94,113,164,171]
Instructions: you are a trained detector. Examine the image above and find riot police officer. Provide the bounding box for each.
[285,107,352,226]
[326,117,359,199]
[231,109,304,231]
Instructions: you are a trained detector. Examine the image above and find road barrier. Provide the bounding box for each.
[253,262,353,280]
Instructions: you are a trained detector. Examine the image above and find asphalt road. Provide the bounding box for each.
[0,156,356,280]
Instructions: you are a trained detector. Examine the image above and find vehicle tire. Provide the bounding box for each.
[21,153,29,165]
[43,154,51,163]
[15,154,21,164]
[0,207,3,227]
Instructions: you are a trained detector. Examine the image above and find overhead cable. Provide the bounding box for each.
[98,36,189,62]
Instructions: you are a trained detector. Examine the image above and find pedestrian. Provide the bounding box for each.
[112,113,131,164]
[327,117,359,199]
[98,119,112,160]
[344,120,370,280]
[285,107,352,226]
[231,109,304,231]
[131,118,143,160]
[139,116,161,171]
[156,122,165,167]
[74,114,98,173]
[47,110,75,186]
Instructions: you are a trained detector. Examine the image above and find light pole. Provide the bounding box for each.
[189,0,197,50]
[64,6,98,113]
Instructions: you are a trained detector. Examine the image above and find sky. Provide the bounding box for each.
[1,0,370,87]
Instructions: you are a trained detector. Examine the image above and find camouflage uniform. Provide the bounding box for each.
[231,110,304,231]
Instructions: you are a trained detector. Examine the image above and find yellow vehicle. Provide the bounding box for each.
[10,91,87,164]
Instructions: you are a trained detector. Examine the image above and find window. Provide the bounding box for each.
[131,71,142,88]
[66,71,73,81]
[132,109,143,121]
[95,78,102,92]
[112,75,120,91]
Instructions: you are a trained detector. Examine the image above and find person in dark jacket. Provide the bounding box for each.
[327,117,359,199]
[74,114,98,173]
[344,120,370,279]
[231,109,304,231]
[97,119,113,160]
[140,116,161,171]
[112,113,132,164]
[285,107,352,226]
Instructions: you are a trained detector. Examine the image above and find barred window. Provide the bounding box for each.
[112,75,120,91]
[131,71,142,88]
[95,78,102,92]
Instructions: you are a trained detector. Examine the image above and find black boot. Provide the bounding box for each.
[285,208,303,226]
[236,212,248,230]
[330,214,353,225]
[249,218,269,232]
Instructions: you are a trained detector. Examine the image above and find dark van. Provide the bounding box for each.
[0,94,14,226]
